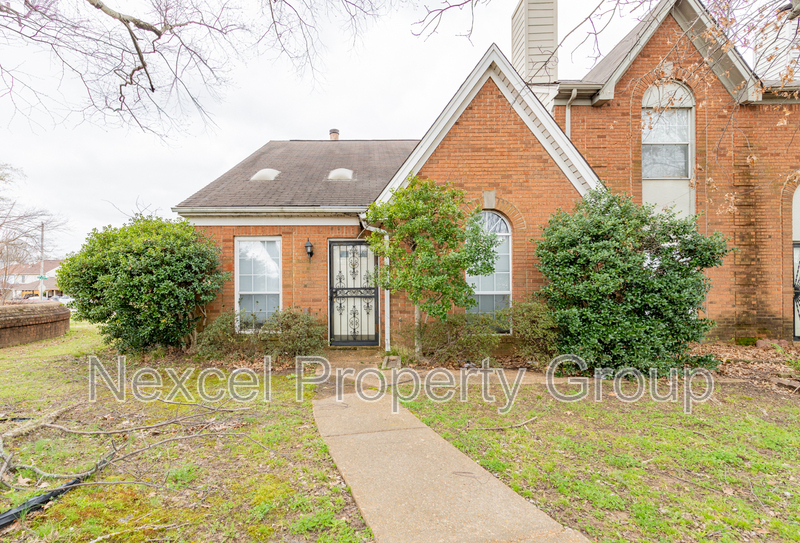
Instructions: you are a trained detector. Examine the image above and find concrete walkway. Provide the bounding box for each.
[313,393,589,543]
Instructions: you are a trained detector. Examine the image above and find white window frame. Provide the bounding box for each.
[467,211,512,327]
[641,82,696,216]
[234,236,282,332]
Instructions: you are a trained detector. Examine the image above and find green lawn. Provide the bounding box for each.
[0,322,372,542]
[402,380,800,543]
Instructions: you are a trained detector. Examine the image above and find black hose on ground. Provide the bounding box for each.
[0,450,117,529]
[0,475,83,529]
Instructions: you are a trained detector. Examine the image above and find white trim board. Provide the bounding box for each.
[185,216,361,226]
[375,44,599,203]
[592,0,760,105]
[172,206,366,215]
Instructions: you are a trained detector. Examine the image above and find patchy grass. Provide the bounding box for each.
[401,380,800,543]
[0,320,108,361]
[0,327,372,542]
[0,321,108,414]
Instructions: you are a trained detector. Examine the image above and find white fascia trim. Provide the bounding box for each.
[671,1,760,103]
[494,72,597,196]
[595,0,759,105]
[173,206,366,215]
[185,216,361,226]
[375,44,598,203]
[593,1,674,105]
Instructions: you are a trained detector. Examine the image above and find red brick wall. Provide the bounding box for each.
[386,76,585,342]
[0,302,70,348]
[197,15,800,344]
[197,225,384,341]
[557,14,800,339]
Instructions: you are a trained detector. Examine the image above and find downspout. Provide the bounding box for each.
[359,213,391,352]
[565,88,578,138]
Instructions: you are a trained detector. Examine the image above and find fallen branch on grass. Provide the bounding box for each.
[42,410,237,436]
[2,404,80,439]
[0,449,117,529]
[749,478,770,512]
[0,400,283,530]
[86,522,190,543]
[473,416,538,431]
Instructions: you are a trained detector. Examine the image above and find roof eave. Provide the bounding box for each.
[375,44,600,203]
[172,206,367,216]
[554,82,603,101]
[587,0,761,106]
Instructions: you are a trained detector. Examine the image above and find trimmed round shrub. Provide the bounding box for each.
[57,215,228,352]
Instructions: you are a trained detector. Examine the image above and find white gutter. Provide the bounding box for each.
[358,213,391,352]
[565,88,578,138]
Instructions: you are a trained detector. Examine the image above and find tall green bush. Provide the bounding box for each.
[535,188,730,372]
[364,175,500,352]
[57,215,228,352]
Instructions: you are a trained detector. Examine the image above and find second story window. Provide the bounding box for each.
[641,82,695,217]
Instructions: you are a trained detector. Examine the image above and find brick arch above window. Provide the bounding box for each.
[482,196,527,231]
[642,81,695,108]
[631,70,698,103]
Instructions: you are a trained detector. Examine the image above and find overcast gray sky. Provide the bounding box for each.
[0,0,642,257]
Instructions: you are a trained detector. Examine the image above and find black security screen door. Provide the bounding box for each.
[329,241,379,346]
[794,243,800,340]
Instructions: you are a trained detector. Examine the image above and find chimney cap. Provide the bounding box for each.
[329,128,340,141]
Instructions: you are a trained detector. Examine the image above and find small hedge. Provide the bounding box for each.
[508,298,558,366]
[258,307,326,360]
[197,307,327,361]
[196,310,265,360]
[419,313,501,365]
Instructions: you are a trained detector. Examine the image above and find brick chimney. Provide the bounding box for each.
[329,128,340,141]
[511,0,558,85]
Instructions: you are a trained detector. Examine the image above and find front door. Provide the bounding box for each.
[794,243,800,339]
[329,241,379,346]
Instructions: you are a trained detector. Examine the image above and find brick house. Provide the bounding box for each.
[174,0,800,346]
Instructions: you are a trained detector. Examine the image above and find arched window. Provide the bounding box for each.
[467,211,511,316]
[642,82,695,216]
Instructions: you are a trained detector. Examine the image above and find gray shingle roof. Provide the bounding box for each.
[177,140,419,209]
[582,0,670,84]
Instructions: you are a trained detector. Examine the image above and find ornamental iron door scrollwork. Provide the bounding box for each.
[330,241,379,346]
[794,244,800,339]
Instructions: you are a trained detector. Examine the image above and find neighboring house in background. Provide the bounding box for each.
[175,0,800,346]
[0,260,63,300]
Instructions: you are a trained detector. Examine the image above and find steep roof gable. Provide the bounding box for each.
[375,44,599,203]
[581,0,760,105]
